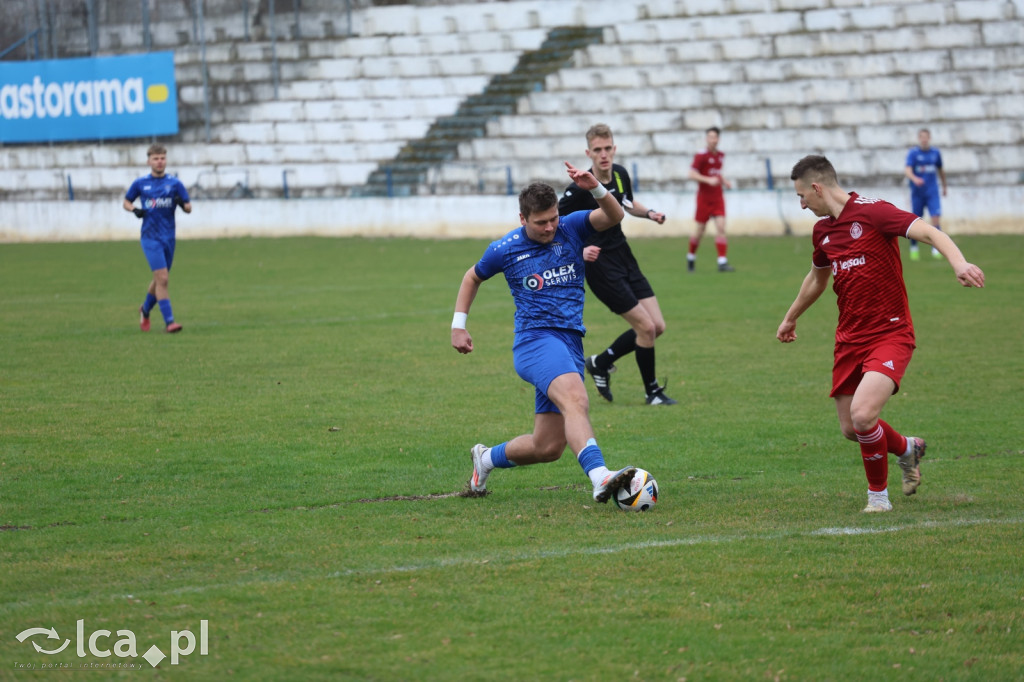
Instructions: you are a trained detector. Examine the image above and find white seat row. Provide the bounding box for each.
[356,0,625,37]
[241,97,462,124]
[0,161,379,198]
[461,119,1024,178]
[518,82,1024,117]
[204,119,433,145]
[173,50,521,88]
[279,75,490,101]
[548,48,976,90]
[172,27,546,66]
[479,117,1023,158]
[485,112,683,139]
[610,11,804,43]
[485,143,1022,195]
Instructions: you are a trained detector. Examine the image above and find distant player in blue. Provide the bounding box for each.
[451,163,637,504]
[904,128,947,261]
[123,144,191,333]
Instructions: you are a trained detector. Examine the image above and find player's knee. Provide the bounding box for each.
[848,409,879,435]
[840,425,858,442]
[559,388,590,415]
[653,320,666,338]
[634,319,658,345]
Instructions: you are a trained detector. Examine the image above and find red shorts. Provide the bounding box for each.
[695,193,725,223]
[831,337,916,397]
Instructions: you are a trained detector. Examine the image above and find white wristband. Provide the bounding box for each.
[589,184,608,199]
[452,312,468,330]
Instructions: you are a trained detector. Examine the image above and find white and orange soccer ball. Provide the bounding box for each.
[615,468,658,512]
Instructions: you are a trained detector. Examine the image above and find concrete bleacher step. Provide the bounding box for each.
[355,24,605,197]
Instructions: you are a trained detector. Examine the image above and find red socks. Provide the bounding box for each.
[877,419,908,455]
[855,421,908,491]
[715,237,728,259]
[856,424,888,491]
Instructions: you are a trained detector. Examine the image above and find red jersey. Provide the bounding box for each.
[691,149,725,200]
[811,192,919,344]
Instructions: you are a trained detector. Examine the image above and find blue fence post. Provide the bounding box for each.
[765,158,774,191]
[141,0,152,51]
[67,174,74,201]
[505,166,513,195]
[282,170,290,199]
[385,168,393,198]
[632,162,639,192]
[86,0,98,55]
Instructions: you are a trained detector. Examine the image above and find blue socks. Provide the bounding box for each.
[576,438,606,474]
[490,442,515,468]
[141,293,157,316]
[158,299,174,325]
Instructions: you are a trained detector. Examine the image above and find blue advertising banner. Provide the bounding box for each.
[0,52,178,143]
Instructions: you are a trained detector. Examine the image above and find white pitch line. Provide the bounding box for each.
[329,514,1024,579]
[2,515,1019,614]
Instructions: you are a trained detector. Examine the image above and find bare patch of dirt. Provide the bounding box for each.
[356,489,489,503]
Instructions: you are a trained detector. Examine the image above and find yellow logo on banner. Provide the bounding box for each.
[146,84,169,103]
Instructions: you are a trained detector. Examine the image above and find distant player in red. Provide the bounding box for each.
[777,155,985,513]
[687,126,734,272]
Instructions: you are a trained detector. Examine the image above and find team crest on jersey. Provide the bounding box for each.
[850,222,863,239]
[552,241,563,257]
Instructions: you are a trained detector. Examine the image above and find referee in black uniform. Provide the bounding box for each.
[558,124,677,406]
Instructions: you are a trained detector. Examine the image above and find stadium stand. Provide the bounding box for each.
[1,0,1022,200]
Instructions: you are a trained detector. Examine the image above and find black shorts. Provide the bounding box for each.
[585,244,655,315]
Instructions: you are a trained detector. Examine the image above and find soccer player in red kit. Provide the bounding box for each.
[687,127,734,272]
[777,155,985,513]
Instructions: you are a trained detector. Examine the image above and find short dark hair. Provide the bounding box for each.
[706,126,721,135]
[790,155,839,186]
[147,143,167,157]
[586,123,614,146]
[518,182,558,219]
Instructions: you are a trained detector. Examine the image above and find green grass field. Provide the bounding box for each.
[2,234,1022,681]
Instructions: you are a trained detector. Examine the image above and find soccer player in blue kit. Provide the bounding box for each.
[123,143,191,333]
[904,128,947,261]
[451,163,637,503]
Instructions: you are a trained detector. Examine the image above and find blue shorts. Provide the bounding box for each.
[141,237,175,272]
[910,187,941,219]
[512,328,585,414]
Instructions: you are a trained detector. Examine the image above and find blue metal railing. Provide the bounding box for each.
[0,29,41,61]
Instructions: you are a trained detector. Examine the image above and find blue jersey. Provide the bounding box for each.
[905,146,943,193]
[474,210,595,335]
[125,174,190,241]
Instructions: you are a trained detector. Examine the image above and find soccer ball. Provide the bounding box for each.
[615,468,658,512]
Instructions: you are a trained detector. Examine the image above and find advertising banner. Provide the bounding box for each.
[0,52,178,143]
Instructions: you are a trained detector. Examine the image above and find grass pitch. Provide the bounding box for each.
[1,234,1022,680]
